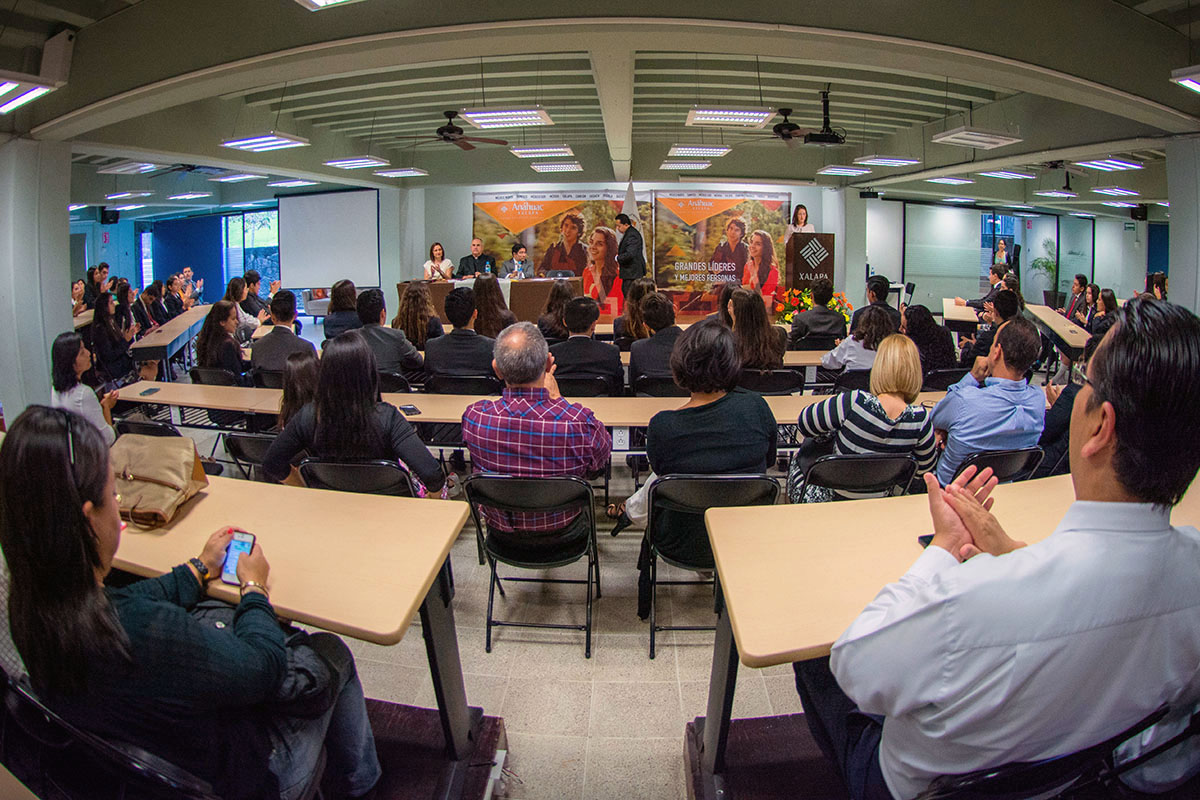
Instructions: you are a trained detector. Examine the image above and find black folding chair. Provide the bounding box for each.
[224,432,278,482]
[904,281,916,306]
[425,374,502,395]
[555,374,616,397]
[738,368,805,396]
[252,369,283,389]
[1042,289,1067,309]
[188,367,246,455]
[922,367,970,392]
[377,371,411,393]
[115,417,182,438]
[953,447,1044,484]
[463,475,600,657]
[790,334,838,352]
[298,458,419,497]
[801,453,919,502]
[632,374,688,397]
[644,474,779,658]
[833,368,872,393]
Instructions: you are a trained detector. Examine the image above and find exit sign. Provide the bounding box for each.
[1125,222,1136,231]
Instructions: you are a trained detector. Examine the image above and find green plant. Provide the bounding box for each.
[1028,237,1057,282]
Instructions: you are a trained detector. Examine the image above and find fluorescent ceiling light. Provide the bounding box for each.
[168,192,213,200]
[293,0,368,8]
[1033,189,1077,198]
[1102,201,1137,208]
[941,197,975,203]
[977,170,1035,180]
[110,204,146,211]
[0,86,51,114]
[209,173,267,183]
[0,82,16,100]
[67,204,87,211]
[1074,158,1143,172]
[817,165,871,177]
[373,168,429,178]
[930,126,1022,150]
[1070,212,1096,218]
[105,191,153,200]
[1090,186,1139,196]
[924,177,974,185]
[230,202,269,208]
[1012,212,1038,218]
[660,160,712,170]
[530,161,583,173]
[460,106,553,129]
[266,179,319,187]
[685,106,773,128]
[853,155,921,167]
[97,161,165,175]
[509,145,574,158]
[668,144,731,158]
[221,131,310,152]
[1005,204,1035,210]
[323,156,389,169]
[1170,65,1200,94]
[1156,201,1170,207]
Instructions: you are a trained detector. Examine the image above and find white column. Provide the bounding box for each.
[0,139,72,421]
[1166,138,1200,313]
[842,190,869,307]
[821,188,846,293]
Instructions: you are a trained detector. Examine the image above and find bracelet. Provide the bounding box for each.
[240,581,269,600]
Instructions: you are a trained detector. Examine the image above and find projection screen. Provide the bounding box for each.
[278,189,380,288]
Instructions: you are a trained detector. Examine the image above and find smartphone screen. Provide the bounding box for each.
[139,387,160,396]
[221,530,256,585]
[399,404,421,415]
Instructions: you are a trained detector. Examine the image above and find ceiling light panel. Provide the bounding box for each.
[105,191,154,200]
[1033,189,1078,198]
[1090,186,1139,196]
[293,0,368,9]
[1074,158,1143,172]
[1170,65,1200,94]
[221,132,310,152]
[530,161,583,173]
[509,145,574,158]
[853,155,921,167]
[168,192,214,200]
[930,126,1023,150]
[460,107,553,129]
[941,197,975,203]
[1101,201,1137,208]
[97,161,166,175]
[68,204,87,211]
[977,170,1035,180]
[685,106,773,128]
[0,85,51,114]
[110,204,146,211]
[324,156,389,169]
[0,82,16,100]
[1156,201,1170,207]
[209,173,268,183]
[266,179,319,188]
[668,145,731,158]
[924,177,974,185]
[660,160,712,170]
[816,165,871,177]
[1070,212,1096,218]
[373,168,429,178]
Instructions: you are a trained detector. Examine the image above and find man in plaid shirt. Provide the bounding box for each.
[462,322,612,543]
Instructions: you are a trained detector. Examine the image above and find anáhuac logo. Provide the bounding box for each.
[800,238,829,268]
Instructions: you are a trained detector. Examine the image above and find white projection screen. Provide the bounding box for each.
[279,189,380,288]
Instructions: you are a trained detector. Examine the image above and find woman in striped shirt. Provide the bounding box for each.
[788,334,938,502]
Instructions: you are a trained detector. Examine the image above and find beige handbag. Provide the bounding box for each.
[109,434,209,527]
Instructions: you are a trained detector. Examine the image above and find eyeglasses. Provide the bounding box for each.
[1071,363,1096,392]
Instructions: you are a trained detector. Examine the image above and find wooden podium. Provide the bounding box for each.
[785,233,836,291]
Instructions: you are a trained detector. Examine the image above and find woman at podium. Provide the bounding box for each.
[784,203,816,243]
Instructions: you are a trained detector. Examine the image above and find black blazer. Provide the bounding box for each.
[249,326,316,374]
[358,324,424,381]
[629,325,682,384]
[241,293,268,319]
[424,328,496,377]
[163,292,184,319]
[850,300,902,334]
[965,283,1001,312]
[790,305,847,347]
[617,226,646,280]
[456,254,495,278]
[132,299,155,332]
[151,299,171,327]
[550,336,624,391]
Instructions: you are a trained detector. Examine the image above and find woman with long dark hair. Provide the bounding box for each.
[324,279,362,340]
[223,277,267,339]
[901,304,957,373]
[1147,271,1168,300]
[263,331,445,492]
[729,288,785,369]
[277,349,319,430]
[537,279,575,342]
[583,226,622,315]
[615,277,657,342]
[196,300,249,383]
[1073,283,1099,329]
[49,331,117,446]
[742,230,780,306]
[391,281,444,348]
[472,273,517,339]
[1091,288,1119,337]
[822,304,894,372]
[91,291,137,383]
[784,204,815,243]
[0,405,381,800]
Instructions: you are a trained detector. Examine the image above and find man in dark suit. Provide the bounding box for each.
[790,277,847,349]
[954,263,1007,313]
[614,214,646,299]
[250,290,316,373]
[456,238,496,278]
[551,297,624,394]
[850,275,902,333]
[355,288,424,382]
[425,287,496,377]
[1058,273,1088,319]
[629,292,682,386]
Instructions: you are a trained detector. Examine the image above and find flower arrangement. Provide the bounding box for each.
[774,288,853,325]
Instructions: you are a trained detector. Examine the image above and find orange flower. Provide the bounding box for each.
[775,304,784,312]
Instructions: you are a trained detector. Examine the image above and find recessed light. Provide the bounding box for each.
[1101,201,1137,208]
[1012,212,1039,218]
[942,197,975,203]
[930,126,1023,149]
[530,161,583,173]
[323,156,390,170]
[266,179,320,188]
[509,145,574,158]
[221,132,310,152]
[1033,189,1078,198]
[460,107,553,129]
[168,192,214,200]
[1074,158,1143,172]
[660,160,712,170]
[853,155,921,167]
[817,165,872,177]
[209,173,268,183]
[105,191,154,200]
[668,145,732,158]
[373,168,429,178]
[97,161,165,175]
[977,170,1036,180]
[925,177,974,185]
[230,202,269,209]
[1005,204,1035,210]
[1090,186,1139,196]
[685,106,773,128]
[0,86,52,114]
[110,204,146,211]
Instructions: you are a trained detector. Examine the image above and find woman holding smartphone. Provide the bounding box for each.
[0,406,381,800]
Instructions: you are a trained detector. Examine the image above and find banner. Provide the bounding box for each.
[652,190,789,314]
[472,190,652,279]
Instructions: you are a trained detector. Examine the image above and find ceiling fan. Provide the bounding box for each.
[735,91,847,149]
[388,110,509,151]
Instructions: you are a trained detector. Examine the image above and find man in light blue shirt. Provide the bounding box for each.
[931,316,1045,485]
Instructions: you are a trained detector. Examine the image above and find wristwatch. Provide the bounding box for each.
[188,557,211,582]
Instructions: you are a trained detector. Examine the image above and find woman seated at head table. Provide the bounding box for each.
[0,405,381,800]
[787,333,938,503]
[197,301,251,385]
[820,304,895,372]
[391,280,444,349]
[728,287,785,369]
[262,331,446,495]
[49,331,117,447]
[422,242,454,281]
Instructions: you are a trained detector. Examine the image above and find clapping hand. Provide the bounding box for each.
[100,390,119,411]
[943,469,1026,559]
[544,357,561,400]
[257,309,269,323]
[269,280,281,294]
[925,466,999,561]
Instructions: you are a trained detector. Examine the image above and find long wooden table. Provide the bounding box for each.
[942,297,980,333]
[1026,303,1091,360]
[692,475,1200,794]
[130,304,210,380]
[114,476,481,791]
[73,309,93,330]
[410,349,825,369]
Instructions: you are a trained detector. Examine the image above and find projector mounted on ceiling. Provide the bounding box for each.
[803,91,846,146]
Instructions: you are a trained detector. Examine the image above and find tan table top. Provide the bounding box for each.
[706,474,1200,668]
[251,323,272,340]
[412,349,824,368]
[1027,303,1091,349]
[594,321,695,337]
[942,297,981,324]
[0,763,36,800]
[113,476,470,645]
[131,304,211,355]
[121,381,946,427]
[73,308,93,329]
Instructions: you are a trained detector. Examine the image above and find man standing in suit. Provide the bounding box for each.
[425,287,497,377]
[629,292,682,387]
[850,275,902,333]
[790,277,848,348]
[551,297,624,394]
[250,290,316,373]
[614,214,646,301]
[456,238,496,278]
[355,288,425,383]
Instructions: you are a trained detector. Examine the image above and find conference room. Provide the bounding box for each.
[3,2,1200,799]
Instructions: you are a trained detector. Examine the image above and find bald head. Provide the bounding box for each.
[493,321,550,386]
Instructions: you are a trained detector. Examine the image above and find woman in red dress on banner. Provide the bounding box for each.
[742,229,780,310]
[584,226,623,315]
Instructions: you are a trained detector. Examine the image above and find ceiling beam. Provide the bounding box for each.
[589,43,633,182]
[18,0,97,28]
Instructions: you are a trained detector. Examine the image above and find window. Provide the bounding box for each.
[139,231,154,288]
[222,214,244,285]
[222,210,280,299]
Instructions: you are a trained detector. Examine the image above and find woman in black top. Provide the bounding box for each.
[324,279,363,341]
[729,287,785,369]
[263,331,446,493]
[901,304,956,373]
[473,274,517,339]
[536,279,574,342]
[147,280,171,326]
[196,301,249,384]
[112,278,136,335]
[1090,288,1118,337]
[0,405,380,800]
[91,291,137,382]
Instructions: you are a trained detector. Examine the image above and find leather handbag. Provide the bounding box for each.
[109,434,209,527]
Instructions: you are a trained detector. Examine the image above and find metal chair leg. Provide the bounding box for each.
[592,539,602,599]
[584,552,594,659]
[485,562,497,653]
[649,552,658,659]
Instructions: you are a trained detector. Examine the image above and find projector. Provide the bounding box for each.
[805,130,846,146]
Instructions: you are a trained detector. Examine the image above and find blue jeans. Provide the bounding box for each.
[268,647,382,799]
[793,656,893,800]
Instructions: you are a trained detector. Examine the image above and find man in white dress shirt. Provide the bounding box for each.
[794,297,1200,799]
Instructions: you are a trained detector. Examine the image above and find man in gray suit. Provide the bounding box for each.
[501,243,536,279]
[355,288,425,382]
[249,290,316,373]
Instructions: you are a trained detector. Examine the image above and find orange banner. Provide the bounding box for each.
[474,199,584,234]
[656,196,747,226]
